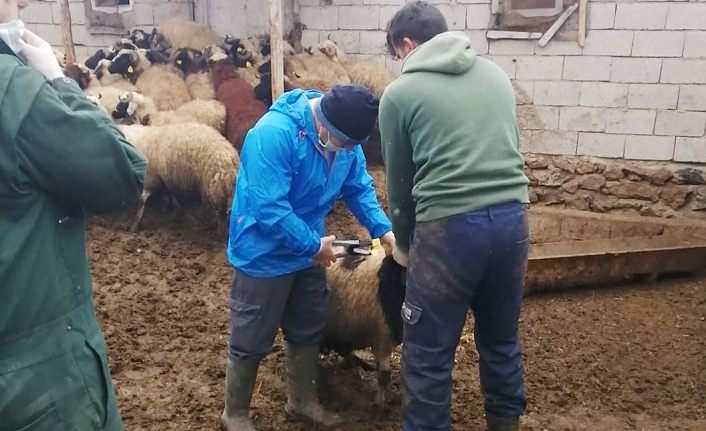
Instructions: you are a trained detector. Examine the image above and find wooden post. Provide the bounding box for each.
[57,0,76,64]
[269,0,284,103]
[578,0,588,47]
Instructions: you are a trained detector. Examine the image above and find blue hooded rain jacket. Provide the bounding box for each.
[227,89,392,277]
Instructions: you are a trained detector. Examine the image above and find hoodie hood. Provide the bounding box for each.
[402,31,476,76]
[269,88,323,137]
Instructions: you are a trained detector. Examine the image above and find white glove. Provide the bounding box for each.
[18,30,65,81]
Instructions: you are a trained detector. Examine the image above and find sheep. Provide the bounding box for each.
[171,47,216,100]
[129,28,172,51]
[118,122,240,232]
[283,48,351,89]
[64,62,136,116]
[94,59,139,91]
[323,251,407,410]
[157,16,221,51]
[112,91,226,134]
[109,49,192,111]
[208,46,267,153]
[315,39,394,98]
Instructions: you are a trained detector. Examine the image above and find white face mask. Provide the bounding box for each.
[0,19,25,55]
[318,127,345,153]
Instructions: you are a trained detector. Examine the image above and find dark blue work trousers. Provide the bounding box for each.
[227,266,329,360]
[402,202,529,431]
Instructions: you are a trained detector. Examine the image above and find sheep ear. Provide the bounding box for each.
[141,114,150,126]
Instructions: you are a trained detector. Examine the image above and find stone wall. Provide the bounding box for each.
[525,155,706,218]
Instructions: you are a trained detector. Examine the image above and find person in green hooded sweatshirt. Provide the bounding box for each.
[0,0,146,429]
[379,2,530,431]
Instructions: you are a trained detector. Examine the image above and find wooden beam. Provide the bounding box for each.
[578,0,588,47]
[537,3,578,48]
[486,30,543,40]
[57,0,75,64]
[269,0,284,103]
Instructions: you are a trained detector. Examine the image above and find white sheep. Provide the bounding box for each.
[284,49,351,89]
[119,122,240,232]
[323,250,407,410]
[315,40,395,98]
[110,49,192,111]
[157,16,221,51]
[113,91,226,134]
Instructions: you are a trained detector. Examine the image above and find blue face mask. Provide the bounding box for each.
[318,127,345,153]
[0,20,25,55]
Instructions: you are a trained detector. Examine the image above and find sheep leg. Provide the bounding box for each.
[374,354,391,410]
[131,188,152,232]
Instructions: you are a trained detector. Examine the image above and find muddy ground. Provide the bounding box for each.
[88,166,706,431]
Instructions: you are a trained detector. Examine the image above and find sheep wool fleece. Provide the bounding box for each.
[379,31,529,253]
[227,88,392,277]
[0,40,146,431]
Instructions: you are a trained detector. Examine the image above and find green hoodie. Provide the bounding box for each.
[379,31,529,252]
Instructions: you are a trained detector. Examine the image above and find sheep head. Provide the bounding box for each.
[129,29,151,49]
[111,91,138,121]
[108,49,141,82]
[171,48,207,76]
[150,28,172,51]
[63,63,92,90]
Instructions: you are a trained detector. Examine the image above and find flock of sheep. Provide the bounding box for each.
[62,16,395,232]
[59,16,405,410]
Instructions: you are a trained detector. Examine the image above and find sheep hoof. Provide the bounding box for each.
[343,354,377,372]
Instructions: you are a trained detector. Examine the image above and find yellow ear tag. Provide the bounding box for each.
[237,47,243,52]
[127,65,134,73]
[176,59,182,65]
[372,238,381,250]
[246,61,252,68]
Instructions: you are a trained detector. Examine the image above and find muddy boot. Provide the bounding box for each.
[486,414,520,431]
[221,356,260,431]
[284,343,341,426]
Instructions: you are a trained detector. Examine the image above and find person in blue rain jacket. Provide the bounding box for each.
[221,84,396,431]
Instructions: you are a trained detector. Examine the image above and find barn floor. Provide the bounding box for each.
[87,167,706,431]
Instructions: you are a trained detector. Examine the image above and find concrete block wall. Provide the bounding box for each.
[21,0,192,60]
[20,0,706,165]
[296,0,706,164]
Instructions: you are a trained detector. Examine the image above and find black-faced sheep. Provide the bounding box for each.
[323,251,407,410]
[113,91,226,134]
[171,47,215,100]
[109,49,192,111]
[64,62,137,116]
[119,122,240,232]
[94,58,140,91]
[208,47,268,153]
[157,16,221,51]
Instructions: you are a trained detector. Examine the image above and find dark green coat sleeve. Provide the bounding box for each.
[15,72,147,214]
[379,93,416,253]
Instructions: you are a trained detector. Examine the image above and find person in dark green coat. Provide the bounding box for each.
[0,1,147,429]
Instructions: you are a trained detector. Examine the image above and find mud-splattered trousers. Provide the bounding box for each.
[401,202,529,431]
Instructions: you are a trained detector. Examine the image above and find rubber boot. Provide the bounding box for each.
[284,343,341,426]
[221,356,260,431]
[486,414,520,431]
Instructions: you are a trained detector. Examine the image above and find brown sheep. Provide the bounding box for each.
[208,47,268,153]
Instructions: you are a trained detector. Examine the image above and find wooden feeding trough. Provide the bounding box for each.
[526,208,706,293]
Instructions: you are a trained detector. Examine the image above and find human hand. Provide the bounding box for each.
[313,235,337,267]
[391,245,408,268]
[380,231,396,256]
[19,30,64,81]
